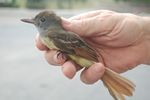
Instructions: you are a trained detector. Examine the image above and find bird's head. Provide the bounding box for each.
[21,11,62,33]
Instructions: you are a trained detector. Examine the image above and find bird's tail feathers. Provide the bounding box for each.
[101,68,135,100]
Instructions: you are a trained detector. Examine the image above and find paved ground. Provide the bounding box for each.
[0,5,150,100]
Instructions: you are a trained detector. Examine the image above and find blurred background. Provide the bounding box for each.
[0,0,150,100]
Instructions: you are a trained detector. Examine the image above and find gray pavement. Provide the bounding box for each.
[0,8,150,100]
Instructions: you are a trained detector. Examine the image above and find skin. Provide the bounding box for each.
[35,10,150,84]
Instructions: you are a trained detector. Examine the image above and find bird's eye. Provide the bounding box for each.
[40,18,46,22]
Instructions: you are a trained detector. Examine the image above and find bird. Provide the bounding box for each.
[21,10,135,100]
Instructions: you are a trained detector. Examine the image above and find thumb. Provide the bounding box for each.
[61,17,101,37]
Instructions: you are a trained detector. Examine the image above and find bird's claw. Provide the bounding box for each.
[56,51,67,65]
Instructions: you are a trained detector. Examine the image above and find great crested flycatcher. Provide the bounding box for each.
[21,11,135,100]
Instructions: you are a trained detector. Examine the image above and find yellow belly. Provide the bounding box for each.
[69,54,93,68]
[41,36,58,49]
[41,36,93,68]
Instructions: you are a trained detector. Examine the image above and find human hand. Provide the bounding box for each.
[36,10,150,84]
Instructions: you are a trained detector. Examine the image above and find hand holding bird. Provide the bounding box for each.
[22,10,150,100]
[35,10,149,78]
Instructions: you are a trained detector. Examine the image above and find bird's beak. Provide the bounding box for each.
[21,18,35,24]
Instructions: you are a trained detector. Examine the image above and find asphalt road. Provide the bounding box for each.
[0,8,150,100]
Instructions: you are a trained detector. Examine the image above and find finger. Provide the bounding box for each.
[62,16,101,37]
[62,61,83,79]
[80,63,105,84]
[35,34,49,51]
[44,50,67,66]
[62,13,118,37]
[69,10,114,20]
[69,10,102,20]
[61,61,78,79]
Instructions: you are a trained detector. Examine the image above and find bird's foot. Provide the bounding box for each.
[56,50,67,65]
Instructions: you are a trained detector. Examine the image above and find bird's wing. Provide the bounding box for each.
[50,31,98,62]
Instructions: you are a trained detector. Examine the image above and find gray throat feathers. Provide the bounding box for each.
[39,26,63,38]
